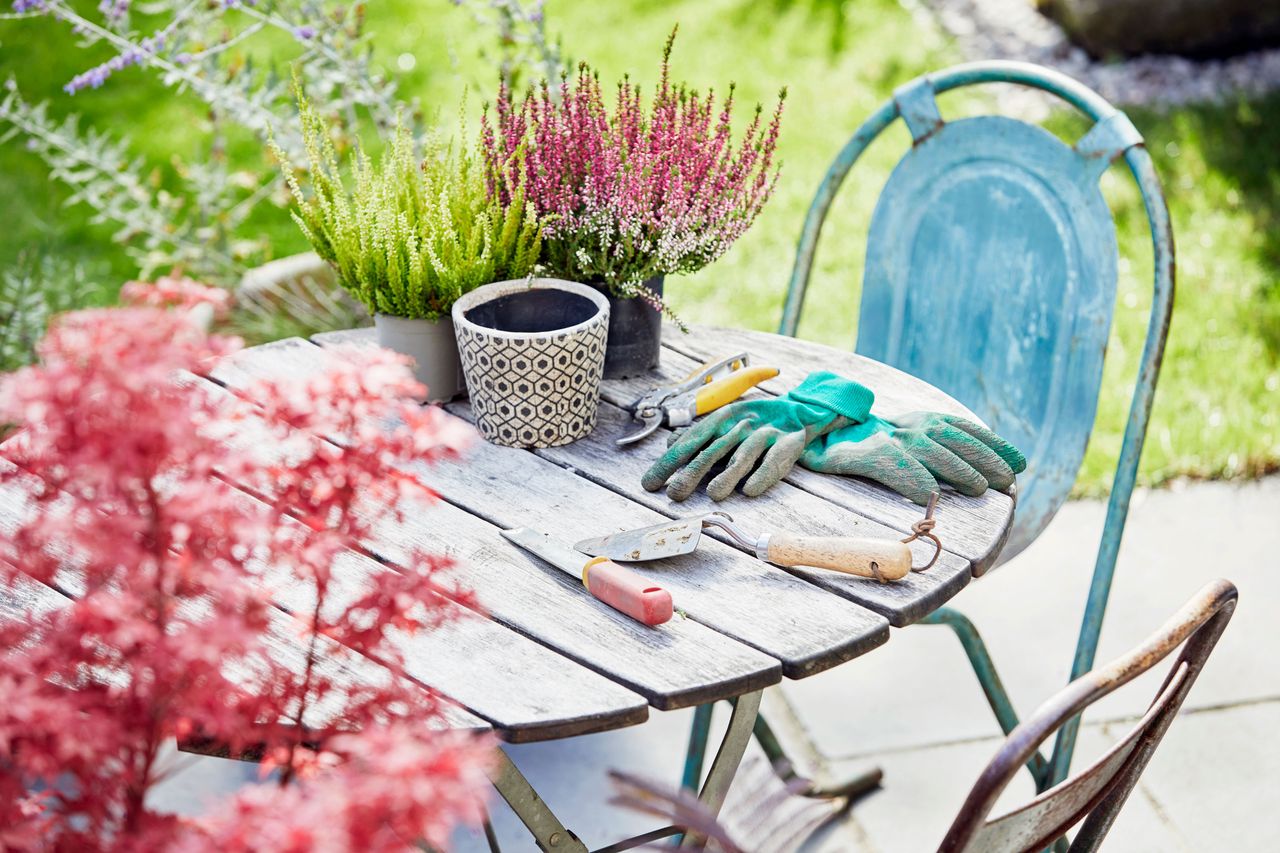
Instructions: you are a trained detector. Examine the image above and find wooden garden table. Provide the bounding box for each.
[0,324,1015,852]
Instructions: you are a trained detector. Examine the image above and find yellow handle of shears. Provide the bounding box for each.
[694,366,779,415]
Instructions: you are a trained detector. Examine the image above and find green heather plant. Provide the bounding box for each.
[273,88,542,322]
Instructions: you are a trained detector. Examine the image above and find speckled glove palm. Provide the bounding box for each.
[641,371,875,501]
[799,412,1027,505]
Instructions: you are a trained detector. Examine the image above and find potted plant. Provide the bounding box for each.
[482,28,786,378]
[274,88,543,401]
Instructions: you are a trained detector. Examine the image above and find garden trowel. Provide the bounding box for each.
[503,527,674,626]
[574,512,912,583]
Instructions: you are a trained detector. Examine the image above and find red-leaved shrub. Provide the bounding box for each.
[0,294,491,850]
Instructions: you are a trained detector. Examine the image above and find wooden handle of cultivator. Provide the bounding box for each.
[765,533,912,582]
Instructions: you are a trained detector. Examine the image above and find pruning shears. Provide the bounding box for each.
[616,352,779,446]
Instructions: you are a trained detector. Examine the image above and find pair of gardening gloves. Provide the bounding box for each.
[640,370,1026,505]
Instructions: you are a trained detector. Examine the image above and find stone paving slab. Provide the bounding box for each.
[807,720,1202,852]
[783,476,1280,757]
[1135,702,1280,853]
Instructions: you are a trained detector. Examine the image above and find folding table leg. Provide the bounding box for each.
[488,748,588,853]
[921,606,1050,786]
[490,694,761,852]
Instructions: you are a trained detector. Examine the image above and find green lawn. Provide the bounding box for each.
[2,0,1278,495]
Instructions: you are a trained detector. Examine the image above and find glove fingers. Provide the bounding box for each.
[909,436,988,496]
[932,425,1016,490]
[641,409,734,492]
[869,449,939,505]
[940,415,1027,473]
[742,431,805,497]
[708,430,774,501]
[666,420,754,501]
[803,437,939,504]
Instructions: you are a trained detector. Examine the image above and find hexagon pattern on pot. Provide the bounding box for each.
[455,321,608,448]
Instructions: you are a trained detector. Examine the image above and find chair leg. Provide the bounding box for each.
[680,703,715,792]
[753,710,882,803]
[681,689,883,810]
[921,606,1051,787]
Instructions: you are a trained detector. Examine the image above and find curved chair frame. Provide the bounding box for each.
[941,579,1237,853]
[775,60,1175,790]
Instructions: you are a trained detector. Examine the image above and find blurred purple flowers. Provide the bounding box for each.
[481,27,785,304]
[97,0,129,21]
[65,35,163,94]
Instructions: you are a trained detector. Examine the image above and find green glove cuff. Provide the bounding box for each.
[786,371,875,422]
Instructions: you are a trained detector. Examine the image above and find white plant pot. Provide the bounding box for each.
[374,313,465,403]
[453,278,610,448]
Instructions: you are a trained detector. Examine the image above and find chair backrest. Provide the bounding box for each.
[780,61,1174,565]
[783,63,1176,787]
[937,579,1237,853]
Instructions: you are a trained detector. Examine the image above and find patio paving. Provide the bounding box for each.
[151,475,1280,851]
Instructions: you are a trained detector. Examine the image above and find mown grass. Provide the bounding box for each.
[2,0,1278,495]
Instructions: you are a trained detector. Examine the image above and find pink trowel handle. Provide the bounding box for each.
[582,557,674,626]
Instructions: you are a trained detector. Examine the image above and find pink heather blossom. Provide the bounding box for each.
[0,305,489,849]
[482,26,786,314]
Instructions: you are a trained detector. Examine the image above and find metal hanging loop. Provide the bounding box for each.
[900,491,943,572]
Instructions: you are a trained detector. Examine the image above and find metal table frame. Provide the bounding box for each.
[485,691,762,852]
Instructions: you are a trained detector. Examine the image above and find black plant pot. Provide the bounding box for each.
[594,275,664,379]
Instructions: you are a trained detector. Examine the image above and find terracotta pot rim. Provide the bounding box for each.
[452,278,610,342]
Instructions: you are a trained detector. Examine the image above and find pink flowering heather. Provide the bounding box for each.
[482,27,785,316]
[0,305,490,850]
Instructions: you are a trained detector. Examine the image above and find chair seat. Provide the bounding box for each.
[858,116,1118,560]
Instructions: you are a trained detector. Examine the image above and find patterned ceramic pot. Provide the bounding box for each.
[453,278,610,448]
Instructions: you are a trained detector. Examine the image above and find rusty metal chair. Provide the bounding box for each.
[939,578,1237,853]
[683,59,1175,806]
[751,60,1177,797]
[664,581,1236,850]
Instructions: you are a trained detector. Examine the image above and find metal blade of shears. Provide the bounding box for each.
[616,409,663,446]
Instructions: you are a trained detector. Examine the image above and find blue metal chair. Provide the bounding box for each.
[681,60,1174,801]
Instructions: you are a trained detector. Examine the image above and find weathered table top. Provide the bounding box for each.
[1,325,1014,746]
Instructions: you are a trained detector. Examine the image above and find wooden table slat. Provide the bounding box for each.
[195,365,786,708]
[225,487,650,741]
[224,338,890,679]
[535,401,971,626]
[313,328,985,621]
[0,480,488,735]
